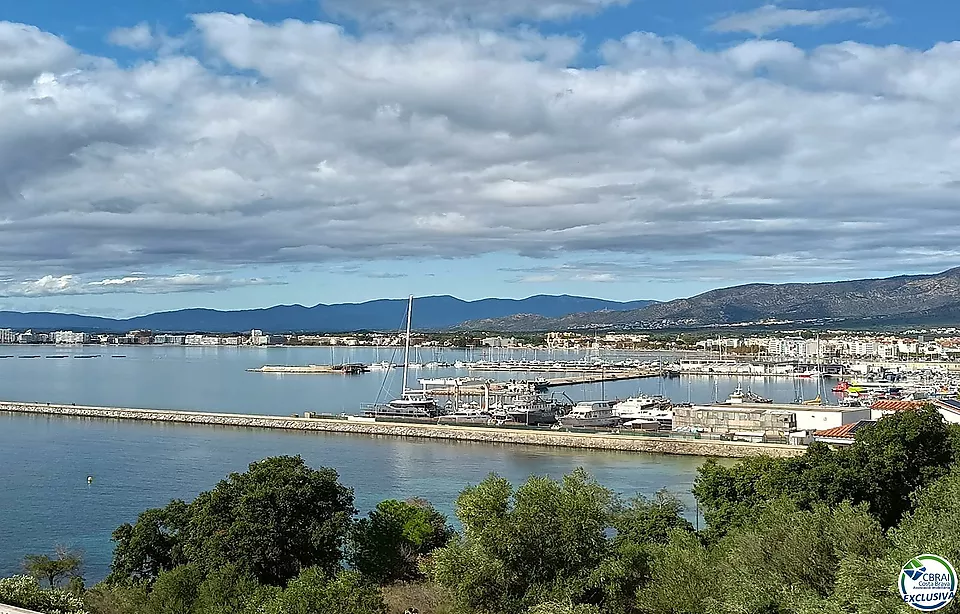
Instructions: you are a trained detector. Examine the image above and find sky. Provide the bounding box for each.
[2,0,960,317]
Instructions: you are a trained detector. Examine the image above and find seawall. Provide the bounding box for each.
[0,401,806,459]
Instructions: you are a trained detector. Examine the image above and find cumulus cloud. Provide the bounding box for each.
[107,23,155,49]
[0,14,959,289]
[0,274,279,297]
[710,5,889,37]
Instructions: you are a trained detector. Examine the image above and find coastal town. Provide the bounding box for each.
[4,327,960,358]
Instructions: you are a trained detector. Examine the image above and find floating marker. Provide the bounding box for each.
[87,476,93,484]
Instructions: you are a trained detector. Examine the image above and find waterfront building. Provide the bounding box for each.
[675,405,796,442]
[53,330,90,344]
[0,328,15,344]
[184,334,204,346]
[154,334,185,345]
[249,330,270,345]
[481,336,518,347]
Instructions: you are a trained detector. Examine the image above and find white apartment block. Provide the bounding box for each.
[0,328,15,344]
[249,330,270,345]
[53,331,90,344]
[184,334,204,346]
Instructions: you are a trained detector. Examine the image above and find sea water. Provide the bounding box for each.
[0,346,822,581]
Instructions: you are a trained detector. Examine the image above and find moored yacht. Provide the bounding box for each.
[557,400,619,428]
[364,295,441,419]
[505,394,567,425]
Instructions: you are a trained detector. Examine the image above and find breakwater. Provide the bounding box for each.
[0,401,805,458]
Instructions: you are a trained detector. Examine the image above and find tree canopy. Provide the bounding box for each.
[5,408,960,614]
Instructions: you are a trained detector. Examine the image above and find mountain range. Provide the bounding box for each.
[0,296,657,334]
[459,267,960,331]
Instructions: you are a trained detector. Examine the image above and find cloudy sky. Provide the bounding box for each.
[1,0,959,317]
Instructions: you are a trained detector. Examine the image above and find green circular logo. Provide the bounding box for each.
[899,554,957,611]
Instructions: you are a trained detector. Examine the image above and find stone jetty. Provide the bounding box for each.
[0,401,805,459]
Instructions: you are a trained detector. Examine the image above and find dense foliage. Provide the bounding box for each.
[4,409,960,614]
[0,576,88,614]
[108,456,356,587]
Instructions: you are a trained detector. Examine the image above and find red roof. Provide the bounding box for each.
[870,400,927,412]
[814,420,876,439]
[814,423,861,439]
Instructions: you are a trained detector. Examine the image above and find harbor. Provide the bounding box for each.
[0,400,804,458]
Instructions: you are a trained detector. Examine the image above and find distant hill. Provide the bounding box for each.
[0,295,658,334]
[459,268,960,331]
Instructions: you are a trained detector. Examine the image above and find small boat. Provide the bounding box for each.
[622,418,661,431]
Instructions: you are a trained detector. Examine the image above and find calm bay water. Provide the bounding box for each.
[0,346,825,581]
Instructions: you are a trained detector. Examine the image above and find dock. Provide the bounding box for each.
[0,400,805,459]
[247,363,368,374]
[422,368,662,395]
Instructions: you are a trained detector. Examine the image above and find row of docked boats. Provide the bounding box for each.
[362,391,676,430]
[361,295,676,430]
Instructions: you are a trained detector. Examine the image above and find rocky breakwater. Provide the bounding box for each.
[0,401,806,459]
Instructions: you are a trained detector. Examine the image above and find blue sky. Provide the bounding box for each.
[1,0,959,316]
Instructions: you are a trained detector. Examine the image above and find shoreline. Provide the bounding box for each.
[0,401,804,459]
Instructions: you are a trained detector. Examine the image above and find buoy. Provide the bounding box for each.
[87,476,93,484]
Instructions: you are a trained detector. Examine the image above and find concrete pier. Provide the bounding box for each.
[0,400,805,459]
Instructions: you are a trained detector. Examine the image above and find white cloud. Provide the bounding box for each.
[1,14,960,290]
[321,0,631,28]
[710,5,889,37]
[107,23,155,49]
[0,274,278,297]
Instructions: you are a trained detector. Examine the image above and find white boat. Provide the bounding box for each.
[724,384,746,404]
[614,395,666,415]
[558,400,619,428]
[622,418,661,431]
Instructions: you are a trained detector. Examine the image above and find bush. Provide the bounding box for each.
[0,575,89,614]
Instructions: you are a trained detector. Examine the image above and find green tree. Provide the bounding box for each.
[611,490,694,546]
[183,456,355,585]
[349,498,454,584]
[143,564,201,614]
[268,568,387,614]
[844,406,956,527]
[107,500,189,585]
[430,469,614,614]
[24,546,84,588]
[192,563,263,614]
[693,408,958,539]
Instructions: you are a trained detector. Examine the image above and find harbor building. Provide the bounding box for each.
[0,328,15,344]
[675,405,797,442]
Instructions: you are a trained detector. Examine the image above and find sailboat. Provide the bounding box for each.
[364,296,441,419]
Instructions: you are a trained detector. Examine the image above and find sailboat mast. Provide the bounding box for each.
[402,295,413,392]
